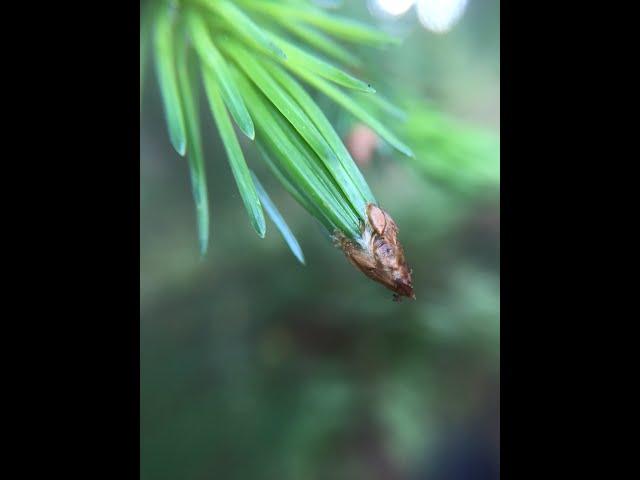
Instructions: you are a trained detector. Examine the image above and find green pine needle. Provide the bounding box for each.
[200,0,287,59]
[187,12,255,139]
[153,7,187,156]
[290,68,415,157]
[268,20,362,68]
[175,36,210,256]
[251,171,305,265]
[220,40,368,220]
[264,59,375,209]
[142,0,417,261]
[234,68,360,239]
[257,144,329,231]
[262,30,376,93]
[201,65,266,238]
[235,0,400,47]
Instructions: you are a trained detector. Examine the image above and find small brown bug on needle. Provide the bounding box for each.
[335,204,415,301]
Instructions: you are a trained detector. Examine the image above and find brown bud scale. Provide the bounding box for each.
[335,204,414,301]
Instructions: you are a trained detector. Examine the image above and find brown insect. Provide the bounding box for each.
[335,204,415,301]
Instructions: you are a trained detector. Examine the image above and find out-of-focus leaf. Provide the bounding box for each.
[140,10,150,110]
[402,106,500,191]
[354,90,407,121]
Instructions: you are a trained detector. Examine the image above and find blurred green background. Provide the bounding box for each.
[140,1,499,479]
